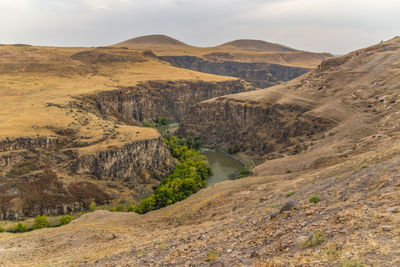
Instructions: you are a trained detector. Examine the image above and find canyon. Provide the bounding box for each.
[0,35,399,266]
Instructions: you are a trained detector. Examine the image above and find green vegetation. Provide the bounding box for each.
[142,121,155,127]
[116,204,125,212]
[32,215,49,229]
[302,230,327,248]
[285,191,295,197]
[360,163,368,169]
[309,194,320,203]
[134,135,212,214]
[0,226,4,232]
[204,249,219,262]
[237,167,250,179]
[15,222,27,233]
[143,116,170,128]
[325,242,340,259]
[227,145,240,154]
[60,215,73,225]
[89,201,96,212]
[127,204,135,212]
[338,258,365,267]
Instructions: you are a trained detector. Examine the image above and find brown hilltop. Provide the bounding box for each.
[114,34,190,48]
[217,39,298,52]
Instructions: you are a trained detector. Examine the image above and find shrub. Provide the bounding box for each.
[32,215,49,229]
[227,145,240,154]
[360,163,368,169]
[89,201,96,212]
[60,215,73,225]
[338,258,365,267]
[142,121,155,127]
[127,204,135,212]
[0,226,4,232]
[309,195,320,203]
[155,117,170,126]
[325,242,340,259]
[302,230,327,248]
[204,249,218,262]
[116,204,125,212]
[285,191,295,197]
[237,167,250,179]
[15,222,27,233]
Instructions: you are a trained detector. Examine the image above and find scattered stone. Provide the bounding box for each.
[346,252,354,259]
[279,200,301,214]
[382,225,392,231]
[250,251,259,258]
[270,212,278,219]
[209,262,224,267]
[226,249,233,253]
[387,207,398,213]
[305,210,314,216]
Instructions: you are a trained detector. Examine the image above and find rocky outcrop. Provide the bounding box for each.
[177,99,335,159]
[86,80,252,124]
[0,169,111,220]
[159,56,310,88]
[73,137,175,183]
[0,137,60,152]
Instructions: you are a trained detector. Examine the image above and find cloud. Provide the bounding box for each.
[0,0,398,54]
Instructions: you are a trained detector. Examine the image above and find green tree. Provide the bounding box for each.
[33,215,49,229]
[15,222,27,233]
[60,215,73,225]
[89,201,96,211]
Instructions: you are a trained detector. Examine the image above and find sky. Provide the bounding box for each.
[0,0,399,54]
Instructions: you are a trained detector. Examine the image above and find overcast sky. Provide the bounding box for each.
[0,0,399,54]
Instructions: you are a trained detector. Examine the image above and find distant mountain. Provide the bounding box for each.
[217,39,298,52]
[114,34,190,48]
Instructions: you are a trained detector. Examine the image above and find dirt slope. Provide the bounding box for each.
[0,38,399,266]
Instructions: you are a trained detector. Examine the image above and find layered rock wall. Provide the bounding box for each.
[87,80,252,124]
[177,99,335,158]
[160,56,310,88]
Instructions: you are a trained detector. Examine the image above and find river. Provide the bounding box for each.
[157,124,244,187]
[202,149,244,187]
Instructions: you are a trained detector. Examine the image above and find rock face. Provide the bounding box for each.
[73,137,175,183]
[0,135,175,219]
[177,99,335,159]
[0,168,111,220]
[86,79,253,123]
[159,56,310,88]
